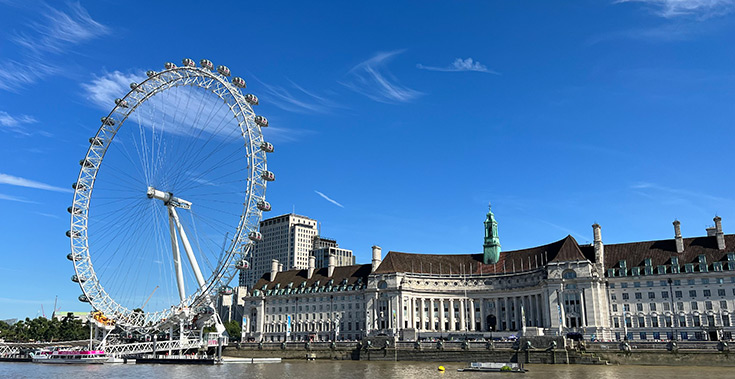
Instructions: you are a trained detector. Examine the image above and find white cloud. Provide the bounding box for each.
[12,2,109,53]
[0,60,59,92]
[0,193,37,203]
[315,190,344,208]
[0,110,37,135]
[616,0,735,19]
[0,173,72,193]
[417,58,499,74]
[341,50,422,103]
[81,70,145,110]
[260,80,340,114]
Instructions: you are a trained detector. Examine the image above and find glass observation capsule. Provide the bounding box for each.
[257,200,271,211]
[78,294,90,302]
[254,115,268,127]
[217,65,231,76]
[89,137,103,146]
[260,141,274,153]
[146,70,156,77]
[261,170,275,181]
[115,98,128,108]
[248,231,263,242]
[235,259,249,269]
[182,58,196,67]
[232,77,246,88]
[101,117,115,126]
[200,59,214,70]
[245,93,259,105]
[164,62,176,70]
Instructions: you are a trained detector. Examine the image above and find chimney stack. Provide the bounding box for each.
[592,223,604,265]
[371,245,382,273]
[673,220,684,253]
[715,216,726,250]
[307,255,315,279]
[270,259,279,282]
[328,253,335,277]
[278,263,283,272]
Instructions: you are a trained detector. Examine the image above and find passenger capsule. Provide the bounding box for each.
[261,170,275,181]
[71,274,86,283]
[257,200,271,212]
[67,253,80,261]
[130,82,143,93]
[146,70,156,78]
[66,230,80,238]
[164,62,177,70]
[235,259,249,270]
[218,286,233,296]
[200,59,214,70]
[182,58,196,67]
[217,65,231,76]
[260,141,274,153]
[78,294,90,303]
[72,182,87,190]
[248,231,263,242]
[67,206,82,215]
[244,93,259,105]
[89,137,103,146]
[101,117,115,126]
[115,98,129,108]
[232,77,246,88]
[79,159,95,168]
[254,115,268,127]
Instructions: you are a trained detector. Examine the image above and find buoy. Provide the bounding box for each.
[438,365,445,371]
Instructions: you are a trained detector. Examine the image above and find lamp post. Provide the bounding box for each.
[668,278,677,341]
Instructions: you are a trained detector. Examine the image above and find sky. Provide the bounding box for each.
[0,0,734,320]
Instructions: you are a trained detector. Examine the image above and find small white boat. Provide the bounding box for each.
[31,348,107,364]
[457,362,527,373]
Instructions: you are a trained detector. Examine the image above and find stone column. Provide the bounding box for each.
[469,299,476,331]
[420,298,425,330]
[459,299,466,331]
[449,298,456,331]
[438,298,446,331]
[480,299,487,331]
[429,299,435,330]
[579,289,587,327]
[495,298,501,330]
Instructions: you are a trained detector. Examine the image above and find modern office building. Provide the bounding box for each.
[238,206,734,343]
[313,236,355,268]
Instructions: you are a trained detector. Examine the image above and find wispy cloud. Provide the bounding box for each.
[615,0,735,19]
[341,50,422,103]
[0,193,37,204]
[36,212,60,219]
[417,58,499,74]
[12,1,109,53]
[0,2,108,91]
[81,70,144,110]
[630,182,735,212]
[315,190,344,208]
[0,173,72,193]
[0,110,37,135]
[259,79,340,114]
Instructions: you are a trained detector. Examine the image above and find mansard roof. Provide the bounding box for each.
[375,235,584,275]
[251,264,372,294]
[581,234,735,269]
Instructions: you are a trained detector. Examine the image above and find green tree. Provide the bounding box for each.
[224,320,241,341]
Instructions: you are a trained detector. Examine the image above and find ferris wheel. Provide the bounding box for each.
[66,58,274,333]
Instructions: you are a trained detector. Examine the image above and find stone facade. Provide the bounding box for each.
[236,211,734,343]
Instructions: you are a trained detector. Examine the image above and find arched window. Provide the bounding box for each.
[562,270,577,279]
[378,280,388,289]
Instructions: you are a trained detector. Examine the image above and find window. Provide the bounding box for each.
[648,292,656,299]
[679,316,687,327]
[638,316,645,327]
[562,270,577,279]
[717,277,724,284]
[691,301,698,310]
[725,315,731,327]
[660,280,668,287]
[640,332,647,340]
[614,318,620,328]
[611,294,617,300]
[677,302,684,311]
[624,304,631,312]
[635,293,642,300]
[662,291,669,298]
[609,283,616,289]
[647,281,654,287]
[652,317,659,328]
[689,290,697,297]
[634,282,641,288]
[693,316,701,327]
[719,289,726,297]
[612,304,618,312]
[636,303,643,311]
[706,301,713,310]
[674,280,681,285]
[703,289,711,297]
[688,279,696,285]
[650,303,657,311]
[622,293,630,300]
[675,291,683,298]
[653,332,661,340]
[663,302,670,311]
[721,300,728,310]
[702,278,710,285]
[621,283,629,288]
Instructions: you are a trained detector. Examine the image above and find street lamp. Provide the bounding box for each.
[668,278,677,341]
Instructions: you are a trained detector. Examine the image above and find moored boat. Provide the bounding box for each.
[457,362,527,373]
[31,348,107,364]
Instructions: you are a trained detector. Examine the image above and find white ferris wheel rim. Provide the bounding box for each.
[68,60,270,331]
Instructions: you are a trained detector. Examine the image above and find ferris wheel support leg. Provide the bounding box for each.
[167,207,187,302]
[169,206,206,288]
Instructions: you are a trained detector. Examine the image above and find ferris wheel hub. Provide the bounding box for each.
[147,186,192,209]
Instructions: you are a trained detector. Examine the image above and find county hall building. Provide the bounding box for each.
[239,206,735,343]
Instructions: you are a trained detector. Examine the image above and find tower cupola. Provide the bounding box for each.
[483,203,501,264]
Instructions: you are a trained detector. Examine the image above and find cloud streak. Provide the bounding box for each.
[259,80,340,114]
[615,0,735,19]
[341,50,422,103]
[0,193,38,204]
[0,173,72,193]
[315,190,344,208]
[417,58,499,74]
[0,110,37,135]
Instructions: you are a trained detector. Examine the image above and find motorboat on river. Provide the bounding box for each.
[457,362,527,373]
[31,348,107,364]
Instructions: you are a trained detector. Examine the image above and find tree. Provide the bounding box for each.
[224,320,241,341]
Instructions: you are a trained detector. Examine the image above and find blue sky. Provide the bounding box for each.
[0,0,734,320]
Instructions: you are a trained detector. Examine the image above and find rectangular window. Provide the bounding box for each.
[611,294,617,300]
[625,317,632,327]
[662,291,669,298]
[634,281,641,288]
[640,332,647,340]
[706,301,713,310]
[609,283,616,289]
[677,302,684,311]
[652,317,659,328]
[621,283,628,288]
[681,332,688,340]
[648,292,656,299]
[679,316,687,327]
[702,278,710,285]
[688,279,696,285]
[612,304,618,312]
[647,281,654,287]
[623,293,630,300]
[636,303,643,311]
[657,266,667,275]
[663,302,670,311]
[693,316,701,327]
[638,316,645,327]
[675,291,683,298]
[725,315,731,327]
[632,267,641,276]
[614,318,620,328]
[721,300,728,310]
[624,304,631,312]
[717,278,725,284]
[689,290,697,297]
[703,289,711,297]
[650,303,657,311]
[635,293,642,300]
[653,332,660,340]
[685,264,694,273]
[691,301,698,310]
[660,280,668,287]
[719,289,726,296]
[674,280,681,285]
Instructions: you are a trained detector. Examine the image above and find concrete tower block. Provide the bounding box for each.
[372,245,382,273]
[308,255,315,279]
[270,259,279,282]
[328,254,335,277]
[592,223,604,265]
[673,220,684,253]
[715,216,726,250]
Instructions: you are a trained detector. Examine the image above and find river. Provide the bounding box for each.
[0,361,727,378]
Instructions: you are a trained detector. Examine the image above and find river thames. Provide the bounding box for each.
[0,361,729,379]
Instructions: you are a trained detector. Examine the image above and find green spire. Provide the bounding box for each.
[483,202,501,264]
